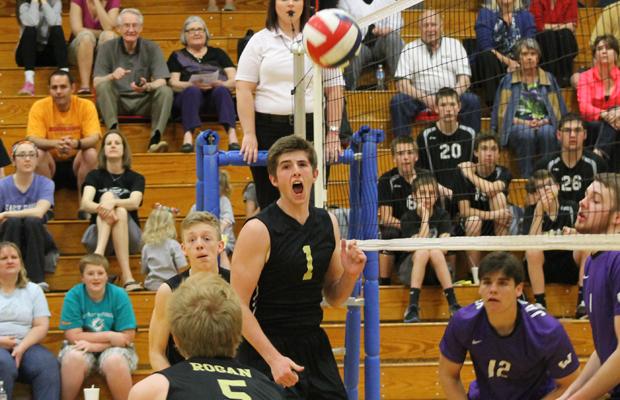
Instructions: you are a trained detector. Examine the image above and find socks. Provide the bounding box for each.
[577,286,584,304]
[379,277,391,286]
[24,70,34,84]
[409,288,421,307]
[444,287,457,306]
[534,293,547,308]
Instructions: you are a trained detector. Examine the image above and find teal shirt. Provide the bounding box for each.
[59,283,136,332]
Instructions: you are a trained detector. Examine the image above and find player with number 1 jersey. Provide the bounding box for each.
[438,252,578,399]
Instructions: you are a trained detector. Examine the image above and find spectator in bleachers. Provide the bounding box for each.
[236,0,345,209]
[0,241,60,400]
[15,0,68,96]
[167,16,239,153]
[378,136,422,285]
[523,169,579,309]
[473,0,536,108]
[26,70,100,212]
[417,87,476,216]
[149,211,228,371]
[93,8,173,153]
[536,112,607,204]
[80,130,145,292]
[141,205,187,291]
[243,181,259,218]
[58,253,137,400]
[578,35,620,171]
[390,9,481,137]
[337,0,404,90]
[219,170,236,269]
[530,0,578,88]
[0,140,58,290]
[400,173,461,323]
[455,133,513,270]
[0,140,11,179]
[68,0,119,94]
[492,38,566,178]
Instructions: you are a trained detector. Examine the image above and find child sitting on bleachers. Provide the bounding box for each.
[58,253,137,400]
[141,204,187,291]
[399,173,461,323]
[219,170,235,268]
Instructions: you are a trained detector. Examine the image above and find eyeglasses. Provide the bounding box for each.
[560,127,585,134]
[185,28,206,34]
[14,152,37,159]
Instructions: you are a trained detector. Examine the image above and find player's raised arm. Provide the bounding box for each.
[231,218,304,387]
[322,213,367,307]
[438,353,468,400]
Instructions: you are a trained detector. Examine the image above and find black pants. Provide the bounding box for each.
[472,50,508,108]
[0,217,57,283]
[251,113,314,209]
[15,25,68,70]
[587,120,620,172]
[536,29,578,87]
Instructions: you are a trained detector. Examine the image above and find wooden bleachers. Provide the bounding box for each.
[4,1,606,398]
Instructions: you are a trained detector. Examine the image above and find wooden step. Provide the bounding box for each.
[44,283,588,326]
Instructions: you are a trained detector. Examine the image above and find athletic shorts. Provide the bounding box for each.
[237,328,346,400]
[542,250,579,284]
[54,159,77,190]
[58,343,138,376]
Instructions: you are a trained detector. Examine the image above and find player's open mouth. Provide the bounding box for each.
[292,181,304,194]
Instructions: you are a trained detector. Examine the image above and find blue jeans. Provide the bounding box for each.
[390,91,481,137]
[507,123,559,178]
[0,344,60,400]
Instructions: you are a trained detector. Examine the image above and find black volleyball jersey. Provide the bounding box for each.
[252,203,335,336]
[157,356,284,399]
[416,123,476,191]
[164,267,230,366]
[535,151,607,204]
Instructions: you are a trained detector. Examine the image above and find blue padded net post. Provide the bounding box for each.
[195,130,220,213]
[361,126,382,400]
[343,136,362,400]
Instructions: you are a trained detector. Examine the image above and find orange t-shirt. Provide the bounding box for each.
[27,95,101,160]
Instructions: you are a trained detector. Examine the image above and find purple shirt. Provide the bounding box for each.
[440,301,578,400]
[0,174,54,213]
[584,251,620,396]
[71,0,120,31]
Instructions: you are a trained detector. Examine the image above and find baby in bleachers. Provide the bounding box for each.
[141,204,187,291]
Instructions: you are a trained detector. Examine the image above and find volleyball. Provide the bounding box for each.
[302,9,362,68]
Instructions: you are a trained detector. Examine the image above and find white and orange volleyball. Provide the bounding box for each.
[302,9,362,68]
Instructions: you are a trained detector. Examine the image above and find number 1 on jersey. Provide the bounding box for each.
[302,245,314,280]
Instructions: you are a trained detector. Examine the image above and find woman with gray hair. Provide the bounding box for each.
[167,15,238,153]
[491,38,567,178]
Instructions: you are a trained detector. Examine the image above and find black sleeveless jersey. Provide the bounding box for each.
[164,267,231,365]
[252,203,335,336]
[157,356,284,399]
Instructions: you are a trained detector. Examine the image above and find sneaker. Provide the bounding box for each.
[223,2,236,10]
[449,303,461,316]
[207,3,219,11]
[18,81,35,96]
[534,302,547,310]
[148,141,169,153]
[403,304,420,323]
[228,142,241,151]
[575,301,588,319]
[37,281,50,292]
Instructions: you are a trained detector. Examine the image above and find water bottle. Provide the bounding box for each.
[376,64,385,90]
[0,380,7,400]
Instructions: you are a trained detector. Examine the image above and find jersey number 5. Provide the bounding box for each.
[218,379,252,400]
[488,359,511,378]
[302,245,314,280]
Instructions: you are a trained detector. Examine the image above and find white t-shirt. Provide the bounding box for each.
[338,0,403,37]
[236,28,345,115]
[394,37,470,95]
[0,282,50,341]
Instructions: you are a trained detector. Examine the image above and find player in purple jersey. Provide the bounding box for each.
[439,252,578,399]
[560,173,620,400]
